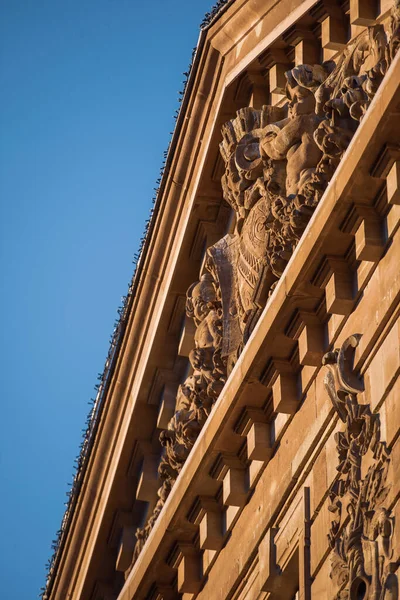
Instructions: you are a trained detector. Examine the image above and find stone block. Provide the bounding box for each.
[154,584,176,600]
[178,317,196,357]
[366,318,400,411]
[235,406,268,437]
[271,92,285,106]
[272,372,299,415]
[259,528,280,592]
[321,16,346,50]
[382,320,400,395]
[136,454,159,502]
[176,546,202,594]
[298,323,326,367]
[222,467,248,507]
[366,350,385,412]
[202,549,216,576]
[247,422,272,461]
[156,383,177,430]
[326,312,345,344]
[295,39,320,65]
[355,217,384,262]
[386,204,400,239]
[384,375,400,448]
[387,440,400,517]
[275,491,302,567]
[310,498,331,577]
[325,420,342,488]
[392,496,400,571]
[115,526,136,573]
[223,505,240,532]
[300,364,317,397]
[323,47,337,62]
[248,459,264,488]
[291,386,326,479]
[199,510,223,551]
[269,63,288,95]
[312,446,327,513]
[350,0,377,25]
[271,412,290,444]
[325,270,353,316]
[356,257,375,291]
[310,559,330,600]
[387,160,400,205]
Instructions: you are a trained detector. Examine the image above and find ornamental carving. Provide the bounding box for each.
[219,15,399,347]
[323,336,398,600]
[131,5,400,566]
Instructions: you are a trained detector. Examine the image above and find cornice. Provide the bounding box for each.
[47,26,225,600]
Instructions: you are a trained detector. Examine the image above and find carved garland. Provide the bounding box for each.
[131,3,400,567]
[323,336,398,600]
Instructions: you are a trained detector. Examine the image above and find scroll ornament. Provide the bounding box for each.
[323,336,398,599]
[131,5,400,567]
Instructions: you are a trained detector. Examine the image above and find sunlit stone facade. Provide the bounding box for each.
[45,1,400,599]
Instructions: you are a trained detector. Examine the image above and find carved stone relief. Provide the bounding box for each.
[219,15,399,347]
[131,5,400,567]
[323,336,398,600]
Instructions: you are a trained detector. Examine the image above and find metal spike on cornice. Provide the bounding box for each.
[200,0,232,29]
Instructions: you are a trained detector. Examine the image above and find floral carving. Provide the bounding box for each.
[323,335,398,600]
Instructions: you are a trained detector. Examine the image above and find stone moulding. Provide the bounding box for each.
[119,47,400,599]
[323,335,398,600]
[131,2,400,568]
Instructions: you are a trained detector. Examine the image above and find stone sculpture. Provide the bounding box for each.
[131,6,400,566]
[323,336,397,600]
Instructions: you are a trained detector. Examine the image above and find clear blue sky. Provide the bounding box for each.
[0,2,217,597]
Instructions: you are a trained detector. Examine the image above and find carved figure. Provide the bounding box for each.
[260,64,325,197]
[186,272,223,353]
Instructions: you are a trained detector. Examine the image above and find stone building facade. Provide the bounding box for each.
[44,1,400,599]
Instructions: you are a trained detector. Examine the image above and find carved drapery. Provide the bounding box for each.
[323,336,398,600]
[131,5,400,567]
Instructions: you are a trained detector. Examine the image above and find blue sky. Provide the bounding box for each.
[0,1,217,597]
